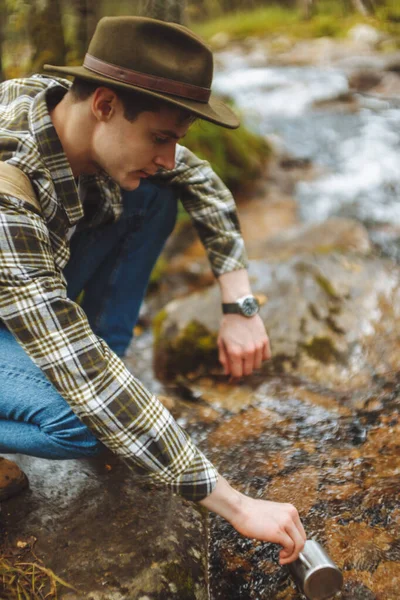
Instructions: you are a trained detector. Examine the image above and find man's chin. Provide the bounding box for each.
[118,173,142,191]
[120,179,141,192]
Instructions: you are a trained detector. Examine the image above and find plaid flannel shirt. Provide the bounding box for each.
[0,75,247,500]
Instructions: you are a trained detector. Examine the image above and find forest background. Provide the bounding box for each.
[1,0,398,88]
[0,0,398,208]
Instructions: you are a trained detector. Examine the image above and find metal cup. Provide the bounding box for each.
[287,539,343,600]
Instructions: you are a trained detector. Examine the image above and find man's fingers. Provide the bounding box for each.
[227,343,265,378]
[279,522,306,564]
[242,347,255,376]
[275,530,295,561]
[293,512,307,541]
[263,338,271,361]
[224,345,245,378]
[254,345,263,370]
[218,340,230,375]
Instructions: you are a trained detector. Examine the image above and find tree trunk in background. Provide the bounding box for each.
[138,0,187,24]
[0,0,5,81]
[73,0,101,61]
[29,0,66,72]
[351,0,375,14]
[298,0,315,19]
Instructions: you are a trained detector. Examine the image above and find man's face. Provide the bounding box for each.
[90,93,192,190]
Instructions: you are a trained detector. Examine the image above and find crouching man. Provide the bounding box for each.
[0,16,306,564]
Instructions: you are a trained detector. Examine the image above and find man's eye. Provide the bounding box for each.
[154,136,169,144]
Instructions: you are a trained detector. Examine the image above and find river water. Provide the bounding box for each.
[214,48,400,256]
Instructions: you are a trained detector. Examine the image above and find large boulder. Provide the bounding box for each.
[154,224,400,392]
[4,454,209,600]
[247,217,371,260]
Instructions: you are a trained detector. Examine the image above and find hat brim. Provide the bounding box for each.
[43,64,240,129]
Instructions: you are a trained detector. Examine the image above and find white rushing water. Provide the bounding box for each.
[214,53,400,228]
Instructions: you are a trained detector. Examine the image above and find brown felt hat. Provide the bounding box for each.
[43,16,239,129]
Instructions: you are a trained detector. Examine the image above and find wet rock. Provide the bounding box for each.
[362,477,399,511]
[326,522,393,571]
[249,217,371,262]
[208,407,286,448]
[373,561,400,598]
[293,387,351,415]
[319,481,362,502]
[347,25,384,48]
[269,38,352,67]
[205,372,400,599]
[386,54,400,74]
[1,455,209,600]
[341,577,376,600]
[154,252,400,393]
[264,467,319,515]
[348,70,383,92]
[275,588,297,600]
[238,196,299,249]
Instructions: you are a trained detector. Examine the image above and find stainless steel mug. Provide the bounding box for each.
[287,539,343,600]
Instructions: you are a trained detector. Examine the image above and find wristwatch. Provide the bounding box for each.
[222,295,260,318]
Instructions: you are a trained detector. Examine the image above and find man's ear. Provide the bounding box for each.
[91,87,118,121]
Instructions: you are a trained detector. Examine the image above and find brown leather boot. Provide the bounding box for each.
[0,458,29,501]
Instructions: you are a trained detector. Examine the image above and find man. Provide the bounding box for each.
[0,16,306,563]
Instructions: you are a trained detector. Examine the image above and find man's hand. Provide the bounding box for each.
[199,475,306,564]
[229,497,306,564]
[217,269,271,378]
[218,313,271,378]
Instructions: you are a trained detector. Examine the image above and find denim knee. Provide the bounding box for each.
[41,417,105,459]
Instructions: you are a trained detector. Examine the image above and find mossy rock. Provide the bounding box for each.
[154,317,219,381]
[302,335,342,364]
[153,252,400,390]
[182,120,272,193]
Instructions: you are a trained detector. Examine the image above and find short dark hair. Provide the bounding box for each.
[69,78,195,124]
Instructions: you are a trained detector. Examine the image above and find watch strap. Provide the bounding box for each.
[222,303,241,314]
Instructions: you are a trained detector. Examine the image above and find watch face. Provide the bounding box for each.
[240,296,259,317]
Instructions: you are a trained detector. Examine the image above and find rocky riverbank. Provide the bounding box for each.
[149,30,400,599]
[1,30,399,599]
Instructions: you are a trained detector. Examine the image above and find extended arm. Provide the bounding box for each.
[200,475,306,564]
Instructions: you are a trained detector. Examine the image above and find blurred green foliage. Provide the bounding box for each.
[194,2,399,43]
[182,119,272,193]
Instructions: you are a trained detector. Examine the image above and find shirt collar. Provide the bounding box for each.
[28,79,123,226]
[28,84,83,225]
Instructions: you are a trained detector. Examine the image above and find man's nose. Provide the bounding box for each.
[154,144,176,171]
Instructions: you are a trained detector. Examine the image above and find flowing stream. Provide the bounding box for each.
[214,49,400,256]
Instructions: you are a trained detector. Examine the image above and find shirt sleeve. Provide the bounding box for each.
[155,144,248,277]
[0,195,218,501]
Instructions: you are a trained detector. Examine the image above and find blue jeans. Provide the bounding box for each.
[0,181,177,459]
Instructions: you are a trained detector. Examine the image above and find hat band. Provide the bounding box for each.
[83,54,211,103]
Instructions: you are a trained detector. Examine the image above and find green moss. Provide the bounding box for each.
[162,562,195,599]
[314,273,339,299]
[153,317,218,380]
[149,256,168,285]
[152,308,168,344]
[182,120,272,193]
[302,336,339,364]
[173,321,218,368]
